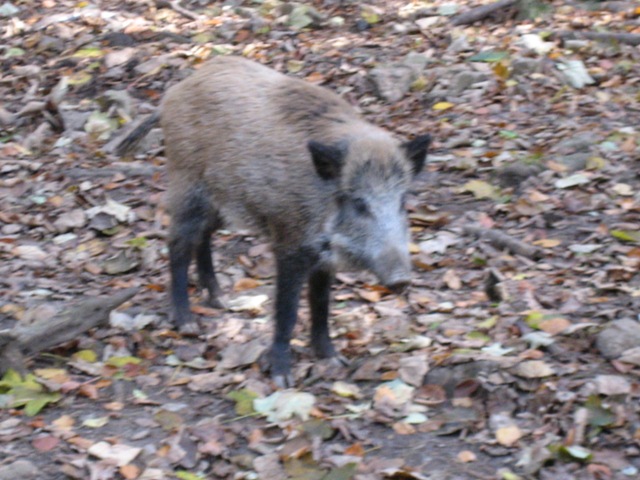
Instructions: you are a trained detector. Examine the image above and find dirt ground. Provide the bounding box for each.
[1,1,640,479]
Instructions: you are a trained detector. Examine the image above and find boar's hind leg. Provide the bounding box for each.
[308,266,336,359]
[269,251,311,388]
[195,217,224,309]
[168,188,215,327]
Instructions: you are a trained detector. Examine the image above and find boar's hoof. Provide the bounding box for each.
[265,346,295,388]
[331,354,350,367]
[178,321,201,337]
[206,296,226,309]
[312,339,337,359]
[386,278,411,294]
[272,373,296,389]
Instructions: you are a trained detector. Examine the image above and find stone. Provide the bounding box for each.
[596,319,640,359]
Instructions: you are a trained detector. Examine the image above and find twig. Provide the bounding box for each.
[555,30,640,46]
[451,0,518,26]
[462,225,541,259]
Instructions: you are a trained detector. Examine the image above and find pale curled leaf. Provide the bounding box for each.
[253,390,316,423]
[88,441,141,467]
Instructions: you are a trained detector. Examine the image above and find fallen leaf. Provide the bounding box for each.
[496,424,522,447]
[253,390,316,423]
[88,441,142,467]
[457,450,477,462]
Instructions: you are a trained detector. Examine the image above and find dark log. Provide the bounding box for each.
[462,225,541,259]
[0,288,139,375]
[556,30,640,47]
[451,0,518,26]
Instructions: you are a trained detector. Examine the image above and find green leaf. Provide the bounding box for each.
[4,47,25,58]
[24,393,60,416]
[175,472,205,480]
[361,9,380,24]
[0,369,25,389]
[585,395,616,427]
[468,51,509,63]
[499,130,518,139]
[465,331,490,342]
[611,230,640,243]
[72,46,105,58]
[125,237,149,249]
[106,356,142,367]
[322,463,358,480]
[227,389,259,416]
[477,316,497,329]
[559,445,592,461]
[73,349,97,362]
[525,311,544,329]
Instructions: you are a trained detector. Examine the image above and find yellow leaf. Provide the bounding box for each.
[433,102,454,111]
[73,349,97,362]
[461,180,500,200]
[493,62,509,80]
[34,369,69,382]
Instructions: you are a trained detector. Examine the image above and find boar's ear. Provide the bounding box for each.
[403,134,432,176]
[308,140,347,181]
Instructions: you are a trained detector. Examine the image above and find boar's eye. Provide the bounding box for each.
[351,197,371,216]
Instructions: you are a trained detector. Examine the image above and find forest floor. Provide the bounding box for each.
[1,0,640,479]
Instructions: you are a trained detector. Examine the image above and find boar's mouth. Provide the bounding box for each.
[330,236,411,293]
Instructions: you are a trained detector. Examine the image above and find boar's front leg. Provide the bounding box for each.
[308,265,336,359]
[269,250,311,388]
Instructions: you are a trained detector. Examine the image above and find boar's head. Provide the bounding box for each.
[309,132,431,293]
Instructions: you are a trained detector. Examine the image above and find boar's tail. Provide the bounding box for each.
[115,111,161,157]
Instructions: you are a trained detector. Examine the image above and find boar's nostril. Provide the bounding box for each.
[386,278,411,294]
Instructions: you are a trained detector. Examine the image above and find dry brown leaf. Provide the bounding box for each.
[496,425,522,447]
[457,450,477,463]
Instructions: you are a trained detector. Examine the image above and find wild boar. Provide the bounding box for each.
[118,56,431,387]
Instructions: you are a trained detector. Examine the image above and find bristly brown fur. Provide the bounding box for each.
[161,56,410,250]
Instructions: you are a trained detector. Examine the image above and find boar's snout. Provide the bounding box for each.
[374,247,412,294]
[385,277,411,294]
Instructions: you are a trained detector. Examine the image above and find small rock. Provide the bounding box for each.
[594,375,631,396]
[511,58,539,77]
[104,47,136,69]
[38,35,65,53]
[447,71,487,97]
[53,208,87,232]
[448,34,471,53]
[370,64,415,102]
[558,152,589,172]
[0,460,39,480]
[596,319,640,359]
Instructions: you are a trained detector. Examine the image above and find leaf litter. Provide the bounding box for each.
[1,0,640,478]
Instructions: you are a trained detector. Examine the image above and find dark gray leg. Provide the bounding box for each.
[195,219,224,309]
[168,231,197,327]
[308,266,335,359]
[269,250,311,388]
[168,188,212,328]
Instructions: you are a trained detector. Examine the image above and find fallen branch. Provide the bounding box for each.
[0,288,139,375]
[462,225,541,259]
[155,0,201,21]
[555,31,640,47]
[451,0,518,26]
